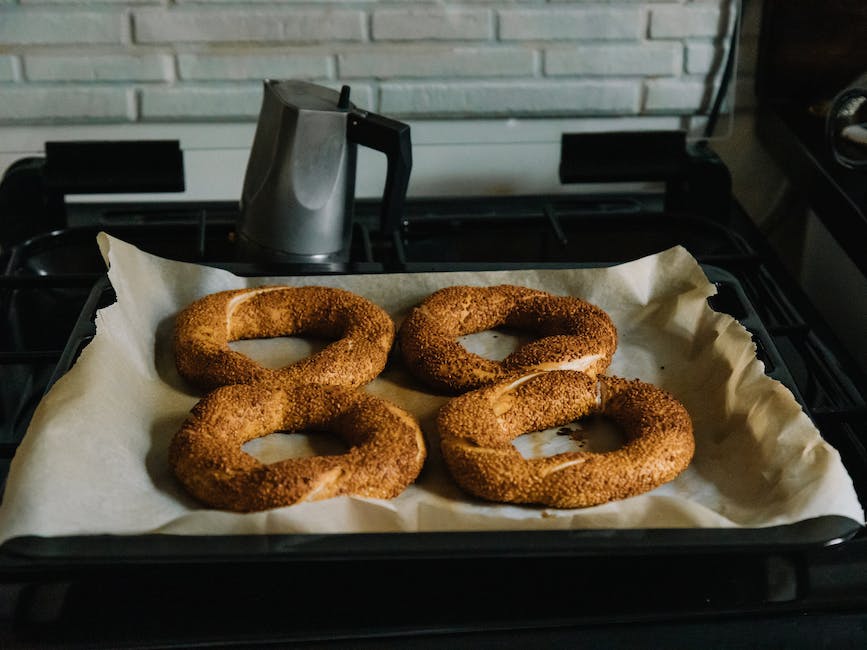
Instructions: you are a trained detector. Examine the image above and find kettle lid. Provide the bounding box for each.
[265,79,351,112]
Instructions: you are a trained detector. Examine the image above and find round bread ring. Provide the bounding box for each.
[438,370,694,508]
[398,285,617,393]
[174,285,395,391]
[169,382,427,512]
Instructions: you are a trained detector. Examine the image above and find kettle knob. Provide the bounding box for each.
[337,85,351,110]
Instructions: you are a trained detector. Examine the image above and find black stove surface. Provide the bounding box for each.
[1,186,867,647]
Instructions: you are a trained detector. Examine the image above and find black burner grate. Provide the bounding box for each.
[2,194,864,505]
[1,191,867,646]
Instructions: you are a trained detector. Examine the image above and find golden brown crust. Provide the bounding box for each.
[438,370,694,508]
[398,285,617,393]
[174,286,395,391]
[169,383,427,512]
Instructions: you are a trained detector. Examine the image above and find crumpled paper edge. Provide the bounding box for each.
[0,234,862,545]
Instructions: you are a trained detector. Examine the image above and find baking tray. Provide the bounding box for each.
[0,265,861,572]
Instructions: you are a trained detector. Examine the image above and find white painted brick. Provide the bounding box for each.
[169,0,367,3]
[380,80,641,117]
[688,39,743,76]
[685,41,716,74]
[340,46,535,79]
[0,10,125,45]
[546,42,681,76]
[140,84,262,120]
[0,57,17,82]
[178,53,331,80]
[650,5,723,39]
[133,8,365,44]
[546,0,673,2]
[25,54,170,82]
[21,0,155,4]
[644,78,709,113]
[0,86,131,122]
[0,2,736,125]
[140,82,374,119]
[500,8,644,41]
[373,8,493,41]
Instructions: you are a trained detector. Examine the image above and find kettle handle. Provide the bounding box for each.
[347,111,412,248]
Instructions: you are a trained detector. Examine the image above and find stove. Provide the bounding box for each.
[1,134,866,648]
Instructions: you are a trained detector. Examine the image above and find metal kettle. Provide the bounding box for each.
[238,80,412,263]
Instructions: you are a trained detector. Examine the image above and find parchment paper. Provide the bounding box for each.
[0,234,862,544]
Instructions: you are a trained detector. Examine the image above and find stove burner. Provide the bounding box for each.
[1,144,867,646]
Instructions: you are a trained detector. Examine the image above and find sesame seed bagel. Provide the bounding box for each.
[398,285,617,394]
[438,370,694,508]
[169,382,427,512]
[174,286,395,391]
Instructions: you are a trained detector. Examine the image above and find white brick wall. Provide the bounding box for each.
[0,0,740,124]
[685,42,718,75]
[499,7,644,41]
[372,7,493,41]
[0,57,17,82]
[25,55,171,82]
[0,87,132,122]
[339,47,536,80]
[134,9,367,44]
[380,80,641,117]
[645,78,710,112]
[545,43,683,77]
[0,10,126,45]
[650,4,724,39]
[178,53,331,82]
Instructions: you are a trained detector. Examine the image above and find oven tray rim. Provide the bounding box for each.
[2,262,861,570]
[0,515,861,571]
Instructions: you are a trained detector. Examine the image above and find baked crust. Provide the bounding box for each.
[398,285,617,393]
[174,285,395,391]
[169,383,427,512]
[438,370,694,508]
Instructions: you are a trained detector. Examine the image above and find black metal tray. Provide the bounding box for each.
[0,265,861,573]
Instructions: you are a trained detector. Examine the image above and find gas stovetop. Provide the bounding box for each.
[1,139,867,647]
